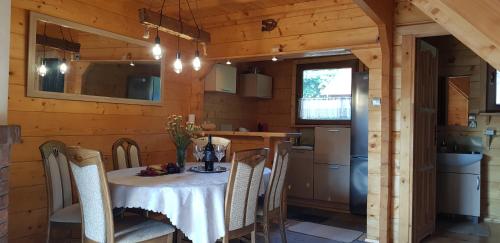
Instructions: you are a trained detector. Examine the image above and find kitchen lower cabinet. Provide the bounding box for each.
[314,164,350,204]
[287,148,314,199]
[314,127,350,165]
[438,172,480,217]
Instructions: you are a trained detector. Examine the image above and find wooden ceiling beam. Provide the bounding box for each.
[138,8,211,44]
[352,1,394,243]
[36,34,81,53]
[411,0,500,70]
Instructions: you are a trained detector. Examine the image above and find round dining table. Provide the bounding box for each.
[107,162,271,243]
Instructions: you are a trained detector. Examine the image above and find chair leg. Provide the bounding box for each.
[46,221,51,243]
[279,208,287,243]
[263,218,270,243]
[251,230,256,243]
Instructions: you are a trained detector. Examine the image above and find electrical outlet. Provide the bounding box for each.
[485,128,496,136]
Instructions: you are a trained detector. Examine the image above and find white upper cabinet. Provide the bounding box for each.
[240,73,272,98]
[205,64,237,94]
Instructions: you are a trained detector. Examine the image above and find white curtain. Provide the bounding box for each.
[299,97,351,120]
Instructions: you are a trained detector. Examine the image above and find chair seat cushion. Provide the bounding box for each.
[50,203,81,223]
[115,215,175,243]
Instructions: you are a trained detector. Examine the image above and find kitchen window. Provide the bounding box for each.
[295,60,358,125]
[486,64,500,112]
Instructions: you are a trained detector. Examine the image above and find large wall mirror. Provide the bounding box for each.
[28,12,163,105]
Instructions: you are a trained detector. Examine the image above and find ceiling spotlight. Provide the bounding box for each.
[271,56,278,62]
[59,59,68,74]
[226,60,232,65]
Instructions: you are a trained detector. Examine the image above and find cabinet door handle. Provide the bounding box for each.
[330,165,340,169]
[221,88,232,92]
[327,129,340,132]
[477,176,480,191]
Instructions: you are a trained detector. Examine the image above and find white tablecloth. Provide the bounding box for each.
[107,163,271,243]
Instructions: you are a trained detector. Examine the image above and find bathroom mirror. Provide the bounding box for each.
[27,12,163,105]
[446,76,470,127]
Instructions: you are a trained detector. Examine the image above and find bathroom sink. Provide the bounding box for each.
[437,152,483,167]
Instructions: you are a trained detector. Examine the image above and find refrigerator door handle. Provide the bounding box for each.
[327,129,341,132]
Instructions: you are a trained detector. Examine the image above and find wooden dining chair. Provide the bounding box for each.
[192,136,232,161]
[66,146,175,243]
[40,140,81,242]
[223,148,269,243]
[112,138,142,170]
[258,141,292,243]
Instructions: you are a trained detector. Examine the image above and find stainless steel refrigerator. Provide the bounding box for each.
[350,72,369,215]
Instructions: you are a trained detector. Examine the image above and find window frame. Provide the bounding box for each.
[295,59,359,125]
[486,64,500,112]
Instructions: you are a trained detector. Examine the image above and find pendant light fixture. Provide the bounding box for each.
[152,0,166,60]
[58,26,68,74]
[38,23,48,77]
[173,0,183,74]
[186,0,202,71]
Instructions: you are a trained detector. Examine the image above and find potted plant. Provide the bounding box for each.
[166,115,200,170]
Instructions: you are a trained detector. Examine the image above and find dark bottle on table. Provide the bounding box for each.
[203,135,216,171]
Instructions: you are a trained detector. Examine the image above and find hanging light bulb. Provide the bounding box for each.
[39,23,49,77]
[38,61,48,77]
[226,60,232,65]
[129,61,135,67]
[152,0,167,60]
[143,26,150,39]
[173,52,183,74]
[59,58,68,74]
[192,50,201,71]
[152,36,162,60]
[271,56,278,62]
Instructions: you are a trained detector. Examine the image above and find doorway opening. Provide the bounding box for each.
[403,34,500,242]
[203,53,372,242]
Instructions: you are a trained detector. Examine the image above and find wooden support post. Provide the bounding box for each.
[352,1,394,242]
[138,8,211,44]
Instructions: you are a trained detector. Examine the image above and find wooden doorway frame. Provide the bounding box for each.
[398,23,449,243]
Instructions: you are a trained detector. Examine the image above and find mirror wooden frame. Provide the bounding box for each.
[27,11,165,106]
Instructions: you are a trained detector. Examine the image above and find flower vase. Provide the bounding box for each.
[176,145,187,170]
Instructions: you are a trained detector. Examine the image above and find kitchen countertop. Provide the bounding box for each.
[201,131,301,138]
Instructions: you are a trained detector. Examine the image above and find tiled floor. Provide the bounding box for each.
[261,206,366,243]
[423,218,500,243]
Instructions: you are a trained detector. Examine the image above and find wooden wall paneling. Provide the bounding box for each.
[8,1,209,240]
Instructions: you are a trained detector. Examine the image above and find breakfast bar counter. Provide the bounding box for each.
[201,131,300,166]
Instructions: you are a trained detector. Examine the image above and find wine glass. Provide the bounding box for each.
[215,144,226,162]
[193,144,204,162]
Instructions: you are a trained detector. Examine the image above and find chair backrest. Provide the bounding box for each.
[264,141,292,213]
[192,136,232,160]
[66,146,114,243]
[112,138,142,170]
[39,140,73,215]
[224,148,268,236]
